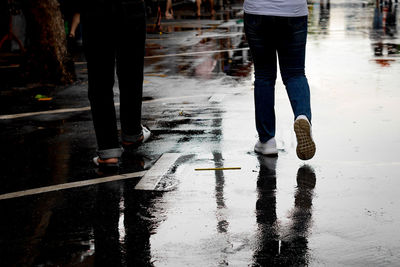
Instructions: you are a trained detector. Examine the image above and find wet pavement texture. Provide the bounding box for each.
[1,0,400,266]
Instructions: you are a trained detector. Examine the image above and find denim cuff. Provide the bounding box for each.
[121,131,143,143]
[259,136,274,143]
[97,147,123,159]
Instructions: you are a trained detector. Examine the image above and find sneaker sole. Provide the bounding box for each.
[294,119,316,160]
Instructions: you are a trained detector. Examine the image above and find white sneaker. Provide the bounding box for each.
[141,125,151,143]
[122,125,151,148]
[254,137,278,155]
[294,115,316,160]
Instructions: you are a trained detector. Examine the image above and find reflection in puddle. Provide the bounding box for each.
[372,58,396,67]
[318,0,331,35]
[145,8,252,80]
[371,0,399,64]
[372,42,400,56]
[254,158,316,266]
[308,0,331,36]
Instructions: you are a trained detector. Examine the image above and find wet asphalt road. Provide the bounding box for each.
[1,0,400,266]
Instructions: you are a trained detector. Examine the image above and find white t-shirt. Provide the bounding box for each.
[243,0,308,17]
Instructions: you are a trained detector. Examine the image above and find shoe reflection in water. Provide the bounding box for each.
[253,156,316,266]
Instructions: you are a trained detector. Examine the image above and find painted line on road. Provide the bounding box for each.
[144,47,250,59]
[0,106,96,120]
[135,153,181,190]
[209,94,225,103]
[195,167,241,171]
[1,47,247,120]
[0,171,146,201]
[0,94,213,120]
[0,64,20,69]
[73,47,250,63]
[0,153,181,200]
[147,32,245,41]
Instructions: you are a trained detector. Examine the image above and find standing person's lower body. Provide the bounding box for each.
[244,14,316,160]
[82,0,151,167]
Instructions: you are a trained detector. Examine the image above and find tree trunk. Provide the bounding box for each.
[24,0,75,85]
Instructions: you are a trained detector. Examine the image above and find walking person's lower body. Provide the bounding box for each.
[82,0,151,167]
[165,0,174,19]
[244,13,316,160]
[196,0,215,17]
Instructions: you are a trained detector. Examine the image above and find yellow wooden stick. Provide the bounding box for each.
[195,167,241,171]
[144,73,168,77]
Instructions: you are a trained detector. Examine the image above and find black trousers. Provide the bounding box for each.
[82,0,146,157]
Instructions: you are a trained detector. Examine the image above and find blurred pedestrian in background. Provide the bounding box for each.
[68,12,80,38]
[243,0,316,160]
[74,0,151,167]
[165,0,174,19]
[196,0,215,17]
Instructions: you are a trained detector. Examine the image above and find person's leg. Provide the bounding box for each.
[277,16,315,160]
[277,16,311,122]
[116,0,146,143]
[165,0,174,19]
[209,0,215,16]
[82,5,122,162]
[244,13,278,143]
[196,0,202,16]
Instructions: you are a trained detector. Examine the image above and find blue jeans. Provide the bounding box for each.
[244,13,312,143]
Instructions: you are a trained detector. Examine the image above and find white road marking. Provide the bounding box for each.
[0,65,20,69]
[0,171,146,201]
[144,47,250,59]
[0,95,214,120]
[0,106,94,120]
[209,94,225,103]
[135,153,180,190]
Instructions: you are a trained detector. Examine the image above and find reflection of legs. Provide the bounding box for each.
[279,165,316,265]
[212,152,228,233]
[256,156,277,224]
[253,156,279,265]
[124,188,162,266]
[292,165,316,238]
[94,184,123,266]
[244,14,277,142]
[253,159,316,266]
